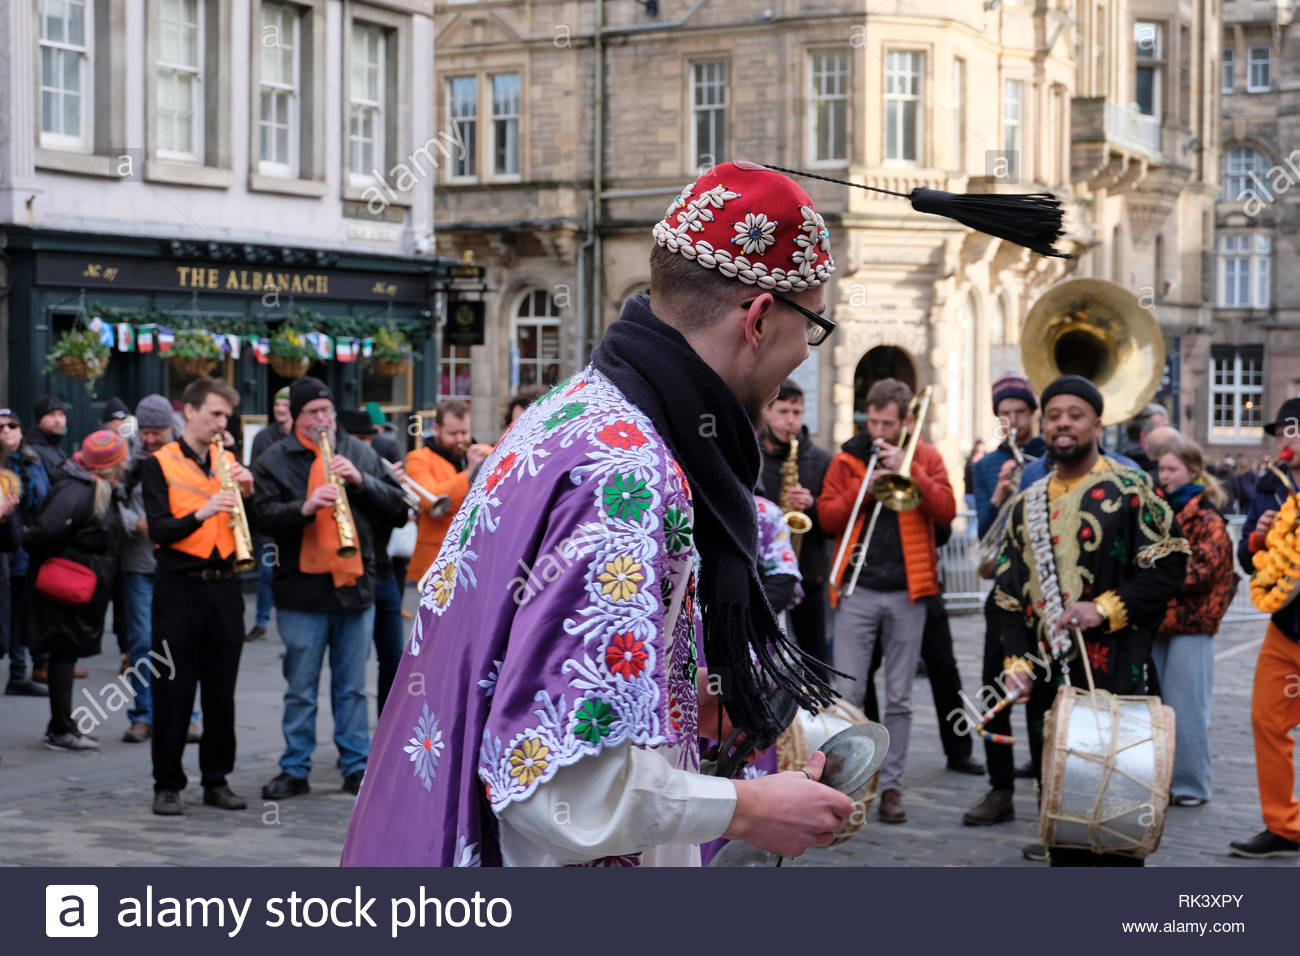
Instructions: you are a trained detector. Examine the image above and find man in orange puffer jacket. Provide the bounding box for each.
[817,378,955,826]
[406,400,488,585]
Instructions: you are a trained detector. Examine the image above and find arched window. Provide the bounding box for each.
[513,289,562,388]
[1222,146,1269,201]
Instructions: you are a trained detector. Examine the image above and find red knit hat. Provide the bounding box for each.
[652,160,835,292]
[76,429,127,470]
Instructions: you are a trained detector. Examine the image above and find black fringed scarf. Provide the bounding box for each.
[591,296,836,744]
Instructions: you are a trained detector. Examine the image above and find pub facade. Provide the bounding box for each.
[2,225,482,454]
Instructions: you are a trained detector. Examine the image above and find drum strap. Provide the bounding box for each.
[1025,473,1075,667]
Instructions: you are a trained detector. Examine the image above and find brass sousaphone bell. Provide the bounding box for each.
[1021,278,1165,426]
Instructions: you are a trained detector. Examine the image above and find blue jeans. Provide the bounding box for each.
[372,572,404,718]
[276,606,374,779]
[1152,633,1214,801]
[122,572,155,724]
[255,543,275,628]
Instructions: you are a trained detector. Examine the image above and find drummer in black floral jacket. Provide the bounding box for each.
[991,376,1188,867]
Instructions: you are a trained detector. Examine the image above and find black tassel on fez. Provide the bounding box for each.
[764,164,1073,259]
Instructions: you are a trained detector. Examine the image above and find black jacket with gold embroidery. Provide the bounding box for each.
[992,459,1189,693]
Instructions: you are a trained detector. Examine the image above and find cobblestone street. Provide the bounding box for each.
[1,590,1296,868]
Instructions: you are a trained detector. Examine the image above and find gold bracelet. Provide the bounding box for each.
[1002,655,1034,676]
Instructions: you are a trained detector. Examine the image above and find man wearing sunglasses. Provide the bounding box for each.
[0,409,51,697]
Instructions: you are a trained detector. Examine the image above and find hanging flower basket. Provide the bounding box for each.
[45,328,110,394]
[270,355,312,378]
[170,355,217,378]
[370,358,411,377]
[166,328,223,379]
[56,356,94,380]
[269,326,316,379]
[368,326,418,377]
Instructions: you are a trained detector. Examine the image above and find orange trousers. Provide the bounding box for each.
[1251,623,1300,841]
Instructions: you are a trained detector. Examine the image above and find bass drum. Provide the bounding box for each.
[776,697,878,845]
[1040,686,1175,860]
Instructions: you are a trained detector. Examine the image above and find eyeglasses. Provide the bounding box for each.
[771,294,836,346]
[0,423,20,431]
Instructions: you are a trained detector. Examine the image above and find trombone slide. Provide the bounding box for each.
[831,449,877,600]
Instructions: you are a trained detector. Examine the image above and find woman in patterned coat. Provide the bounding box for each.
[1155,435,1235,807]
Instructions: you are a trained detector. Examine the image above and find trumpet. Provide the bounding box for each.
[318,427,359,558]
[383,459,452,518]
[211,435,256,572]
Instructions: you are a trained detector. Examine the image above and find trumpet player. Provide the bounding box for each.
[405,399,489,584]
[140,378,253,816]
[963,374,1046,827]
[759,379,832,664]
[817,377,955,825]
[251,378,407,802]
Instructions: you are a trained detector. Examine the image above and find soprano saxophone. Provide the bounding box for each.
[779,435,812,556]
[211,434,257,572]
[317,427,359,558]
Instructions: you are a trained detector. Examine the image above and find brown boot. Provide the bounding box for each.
[962,788,1015,826]
[122,722,151,743]
[878,788,906,824]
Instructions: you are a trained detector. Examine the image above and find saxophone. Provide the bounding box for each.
[317,427,359,558]
[779,435,812,556]
[211,434,256,572]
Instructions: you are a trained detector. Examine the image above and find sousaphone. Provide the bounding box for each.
[1021,278,1165,426]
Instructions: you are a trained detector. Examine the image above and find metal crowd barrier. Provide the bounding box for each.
[938,510,1267,622]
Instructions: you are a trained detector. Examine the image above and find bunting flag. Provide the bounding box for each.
[96,321,115,348]
[137,327,155,353]
[157,327,175,353]
[315,334,334,360]
[225,334,241,359]
[253,338,270,364]
[361,338,374,358]
[336,338,358,362]
[117,324,136,352]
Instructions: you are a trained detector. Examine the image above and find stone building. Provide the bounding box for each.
[1205,0,1300,466]
[433,0,1222,489]
[0,0,477,448]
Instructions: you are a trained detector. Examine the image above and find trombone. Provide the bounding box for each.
[835,386,933,600]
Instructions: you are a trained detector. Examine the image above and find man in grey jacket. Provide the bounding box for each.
[119,395,179,743]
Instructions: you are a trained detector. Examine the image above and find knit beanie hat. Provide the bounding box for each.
[274,386,290,403]
[102,397,130,423]
[991,373,1037,413]
[289,376,333,420]
[134,394,176,430]
[33,394,65,422]
[77,429,127,470]
[1040,374,1104,417]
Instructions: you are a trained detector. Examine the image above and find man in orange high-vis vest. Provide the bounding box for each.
[817,377,955,827]
[405,399,488,583]
[140,377,254,818]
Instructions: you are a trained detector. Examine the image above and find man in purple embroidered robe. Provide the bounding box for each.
[342,162,853,866]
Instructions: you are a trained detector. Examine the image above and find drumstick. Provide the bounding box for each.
[974,691,1019,745]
